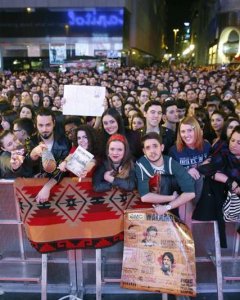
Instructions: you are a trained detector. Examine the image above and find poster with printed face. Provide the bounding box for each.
[121,208,196,297]
[49,44,66,65]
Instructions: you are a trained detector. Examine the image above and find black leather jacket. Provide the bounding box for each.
[26,133,70,181]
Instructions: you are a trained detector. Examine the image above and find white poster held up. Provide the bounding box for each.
[63,85,105,117]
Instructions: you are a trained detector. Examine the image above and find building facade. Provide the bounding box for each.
[192,0,240,65]
[0,0,166,70]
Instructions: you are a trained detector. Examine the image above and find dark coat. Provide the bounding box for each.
[26,133,70,181]
[93,160,136,192]
[0,151,33,179]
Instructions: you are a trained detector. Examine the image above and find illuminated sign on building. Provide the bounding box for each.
[68,9,124,28]
[0,8,124,38]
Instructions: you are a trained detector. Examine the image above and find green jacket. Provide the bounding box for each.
[135,155,195,197]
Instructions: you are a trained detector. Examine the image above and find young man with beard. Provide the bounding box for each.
[27,108,70,203]
[135,132,195,216]
[161,252,175,276]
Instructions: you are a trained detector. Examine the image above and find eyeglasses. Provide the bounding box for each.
[65,128,76,136]
[13,129,22,132]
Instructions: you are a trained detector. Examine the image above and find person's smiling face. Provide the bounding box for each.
[144,105,162,128]
[180,123,196,148]
[211,113,224,132]
[102,115,118,135]
[77,130,89,150]
[1,133,19,152]
[108,141,124,164]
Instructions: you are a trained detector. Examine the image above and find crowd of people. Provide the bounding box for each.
[0,65,240,247]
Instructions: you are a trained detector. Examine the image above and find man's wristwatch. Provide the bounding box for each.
[165,204,172,211]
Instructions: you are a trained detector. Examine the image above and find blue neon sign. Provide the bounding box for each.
[68,9,124,28]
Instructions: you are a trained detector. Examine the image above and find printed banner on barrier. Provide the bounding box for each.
[121,208,196,297]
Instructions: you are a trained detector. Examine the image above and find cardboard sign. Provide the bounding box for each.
[121,208,196,297]
[63,85,105,116]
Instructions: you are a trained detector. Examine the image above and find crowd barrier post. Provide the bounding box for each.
[233,227,239,257]
[75,249,84,299]
[1,178,240,299]
[212,220,223,300]
[96,249,102,300]
[41,253,48,300]
[183,200,223,300]
[0,180,47,300]
[222,223,240,282]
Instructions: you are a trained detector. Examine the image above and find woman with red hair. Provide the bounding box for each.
[170,116,211,178]
[93,133,135,192]
[169,116,211,201]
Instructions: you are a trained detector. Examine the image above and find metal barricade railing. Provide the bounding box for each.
[0,180,73,299]
[1,179,240,299]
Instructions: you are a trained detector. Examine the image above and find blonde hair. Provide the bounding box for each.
[235,103,240,110]
[176,116,204,152]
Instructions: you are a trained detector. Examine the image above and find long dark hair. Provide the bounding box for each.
[210,110,226,136]
[98,108,126,159]
[230,125,240,140]
[74,124,99,156]
[101,107,125,137]
[19,105,36,119]
[221,118,240,141]
[1,110,18,130]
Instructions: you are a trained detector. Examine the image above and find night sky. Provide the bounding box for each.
[166,0,196,51]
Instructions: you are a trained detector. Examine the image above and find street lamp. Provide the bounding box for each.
[65,24,69,35]
[173,28,179,56]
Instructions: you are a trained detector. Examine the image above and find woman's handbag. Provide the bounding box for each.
[222,191,240,222]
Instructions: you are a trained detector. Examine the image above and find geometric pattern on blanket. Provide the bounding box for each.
[15,177,149,253]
